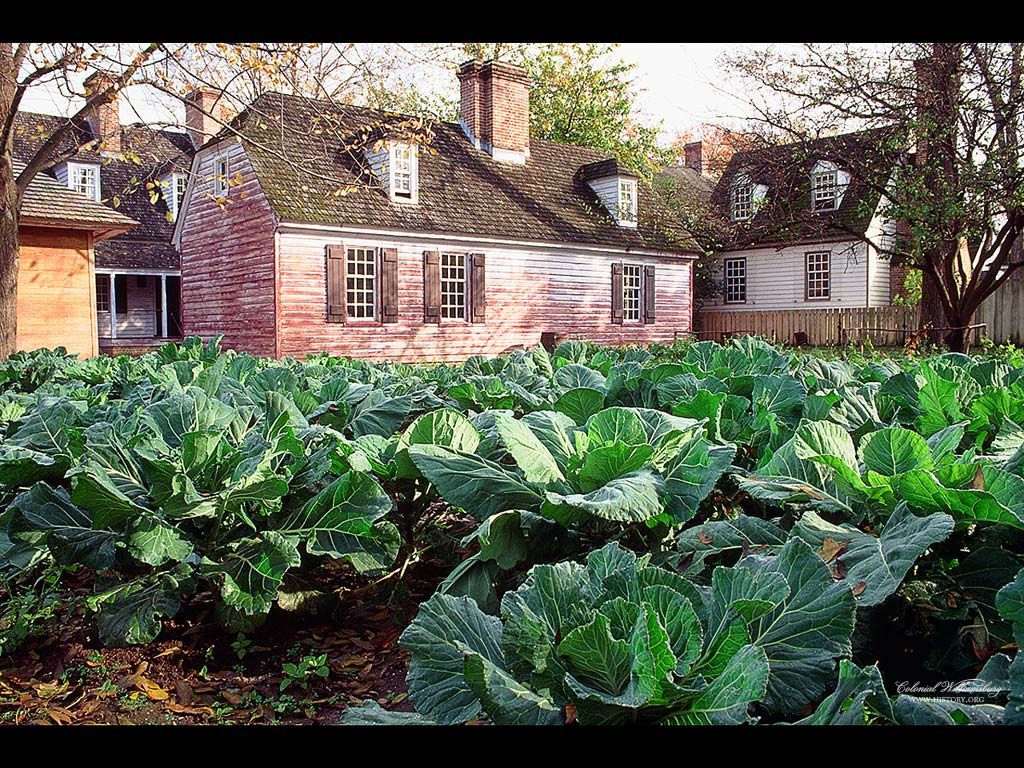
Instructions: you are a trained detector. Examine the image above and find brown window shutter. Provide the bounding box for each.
[643,265,656,324]
[611,262,624,324]
[470,252,486,323]
[381,247,399,323]
[423,250,440,323]
[326,244,346,323]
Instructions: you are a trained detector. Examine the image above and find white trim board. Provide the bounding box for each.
[276,221,698,261]
[95,268,181,276]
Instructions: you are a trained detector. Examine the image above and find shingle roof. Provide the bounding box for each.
[577,158,639,182]
[656,165,715,208]
[15,161,137,236]
[709,127,905,248]
[12,111,193,269]
[93,240,180,270]
[219,92,699,254]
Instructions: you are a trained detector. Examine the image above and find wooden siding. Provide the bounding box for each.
[178,141,278,357]
[275,229,693,362]
[699,306,920,347]
[977,278,1024,345]
[16,226,98,357]
[867,247,891,307]
[864,206,895,308]
[704,240,875,311]
[587,176,620,220]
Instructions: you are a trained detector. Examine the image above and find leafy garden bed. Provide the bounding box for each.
[1,336,1023,725]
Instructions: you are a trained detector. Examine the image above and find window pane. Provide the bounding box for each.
[175,175,188,208]
[215,158,229,196]
[806,252,831,299]
[346,248,377,319]
[392,144,413,197]
[622,264,642,321]
[724,258,746,303]
[95,276,110,312]
[619,180,636,221]
[732,184,753,221]
[441,253,467,319]
[72,166,98,200]
[812,171,838,211]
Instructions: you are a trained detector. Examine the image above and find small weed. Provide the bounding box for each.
[280,653,330,692]
[206,701,237,724]
[231,633,252,660]
[118,692,149,713]
[0,563,64,656]
[97,679,122,696]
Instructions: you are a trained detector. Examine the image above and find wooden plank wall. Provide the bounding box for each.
[178,142,278,357]
[16,226,98,357]
[977,279,1024,346]
[276,229,695,363]
[698,306,921,347]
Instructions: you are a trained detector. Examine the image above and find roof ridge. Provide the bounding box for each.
[247,90,622,167]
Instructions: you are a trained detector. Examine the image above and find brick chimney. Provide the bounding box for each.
[83,72,121,155]
[683,141,703,175]
[184,87,228,149]
[457,59,531,164]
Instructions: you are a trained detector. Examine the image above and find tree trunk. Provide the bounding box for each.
[0,160,16,360]
[0,43,18,360]
[918,267,947,346]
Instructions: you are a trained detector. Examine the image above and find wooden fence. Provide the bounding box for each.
[697,306,922,347]
[698,280,1024,350]
[977,278,1024,346]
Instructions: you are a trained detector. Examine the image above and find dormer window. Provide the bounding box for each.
[68,162,100,202]
[163,173,188,221]
[578,160,639,228]
[811,161,849,212]
[390,142,418,204]
[731,181,753,221]
[730,172,768,223]
[812,169,838,211]
[618,178,637,224]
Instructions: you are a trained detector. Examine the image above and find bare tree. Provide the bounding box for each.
[670,123,756,181]
[0,42,442,359]
[724,42,1024,352]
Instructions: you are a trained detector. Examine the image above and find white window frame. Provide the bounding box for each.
[389,142,418,204]
[724,257,747,304]
[95,275,110,312]
[162,173,189,221]
[805,251,831,301]
[812,169,839,212]
[345,247,379,322]
[440,252,469,321]
[731,181,753,222]
[68,162,101,202]
[622,263,643,322]
[213,154,229,197]
[617,177,637,225]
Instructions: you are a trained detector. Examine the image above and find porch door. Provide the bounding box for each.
[167,276,182,337]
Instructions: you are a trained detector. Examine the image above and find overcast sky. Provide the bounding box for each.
[18,43,768,145]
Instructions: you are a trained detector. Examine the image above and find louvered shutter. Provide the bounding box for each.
[611,262,624,324]
[643,265,656,324]
[470,252,486,323]
[327,244,346,323]
[423,250,440,323]
[381,248,399,323]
